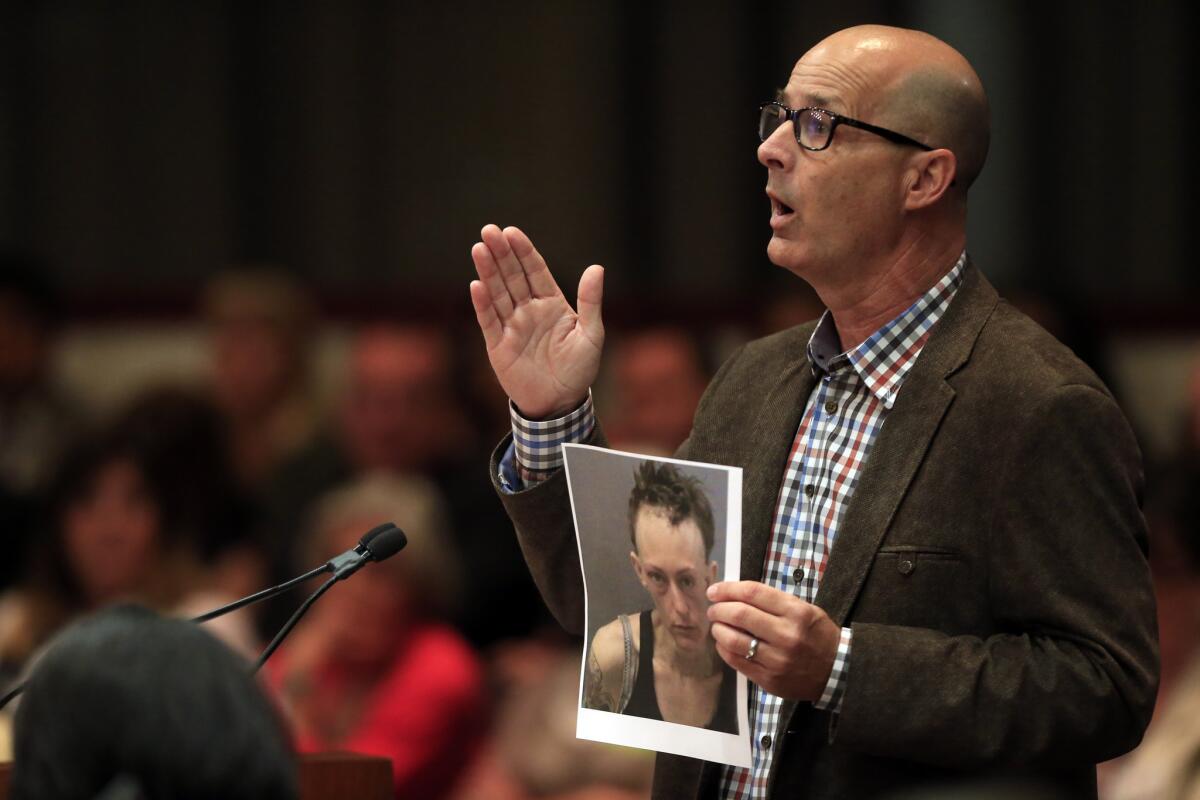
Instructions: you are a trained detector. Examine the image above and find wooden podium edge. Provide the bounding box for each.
[0,751,394,800]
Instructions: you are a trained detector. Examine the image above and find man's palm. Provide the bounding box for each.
[469,225,604,419]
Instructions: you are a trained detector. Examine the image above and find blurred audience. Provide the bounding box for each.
[0,388,261,681]
[600,328,709,456]
[11,604,297,800]
[265,473,484,799]
[337,325,473,474]
[1100,354,1200,798]
[262,323,549,648]
[0,251,83,588]
[204,268,321,491]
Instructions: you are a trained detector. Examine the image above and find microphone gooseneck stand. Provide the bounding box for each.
[0,521,407,710]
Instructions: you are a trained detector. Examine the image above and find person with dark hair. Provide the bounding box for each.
[11,604,297,800]
[0,387,260,681]
[583,462,736,733]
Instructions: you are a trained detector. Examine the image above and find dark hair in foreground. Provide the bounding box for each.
[12,605,297,800]
[627,461,715,555]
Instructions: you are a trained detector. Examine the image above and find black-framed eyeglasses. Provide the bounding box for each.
[758,101,935,152]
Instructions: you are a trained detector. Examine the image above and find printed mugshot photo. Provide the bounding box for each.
[563,444,749,767]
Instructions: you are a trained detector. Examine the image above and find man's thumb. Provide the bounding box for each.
[577,265,605,341]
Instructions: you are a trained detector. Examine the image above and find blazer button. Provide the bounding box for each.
[897,558,915,576]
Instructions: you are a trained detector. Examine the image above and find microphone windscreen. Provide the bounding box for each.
[358,522,396,551]
[364,526,408,562]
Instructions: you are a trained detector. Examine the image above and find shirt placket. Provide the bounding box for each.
[737,366,855,800]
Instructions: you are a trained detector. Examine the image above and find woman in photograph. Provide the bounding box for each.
[583,461,737,733]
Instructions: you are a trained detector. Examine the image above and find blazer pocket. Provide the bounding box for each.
[857,546,972,629]
[874,545,962,577]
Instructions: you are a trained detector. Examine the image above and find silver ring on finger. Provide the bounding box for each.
[745,637,760,661]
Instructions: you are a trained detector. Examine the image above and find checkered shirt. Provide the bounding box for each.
[718,253,965,798]
[499,254,966,799]
[499,391,595,489]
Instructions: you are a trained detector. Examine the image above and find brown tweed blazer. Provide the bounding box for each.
[490,263,1158,799]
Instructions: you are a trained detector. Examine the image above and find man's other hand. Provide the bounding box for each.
[707,580,841,702]
[469,224,604,419]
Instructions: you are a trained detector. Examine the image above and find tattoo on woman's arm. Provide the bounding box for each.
[585,648,615,711]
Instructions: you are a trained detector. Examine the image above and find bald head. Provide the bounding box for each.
[804,25,990,196]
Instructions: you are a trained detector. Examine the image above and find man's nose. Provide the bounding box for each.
[757,122,794,170]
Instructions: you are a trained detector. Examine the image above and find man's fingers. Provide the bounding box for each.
[469,280,503,350]
[707,600,787,643]
[576,265,605,344]
[707,580,795,617]
[483,224,532,305]
[471,238,514,320]
[714,638,771,683]
[504,226,561,299]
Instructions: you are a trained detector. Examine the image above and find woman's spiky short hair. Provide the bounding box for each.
[627,461,715,556]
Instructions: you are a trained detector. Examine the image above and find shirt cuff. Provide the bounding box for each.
[505,392,595,488]
[813,626,852,713]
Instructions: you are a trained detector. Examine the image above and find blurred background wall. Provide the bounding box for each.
[1,0,1196,455]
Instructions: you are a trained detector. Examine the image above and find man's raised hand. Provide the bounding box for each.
[469,224,604,419]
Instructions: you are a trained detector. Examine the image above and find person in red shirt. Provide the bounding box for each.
[266,473,485,799]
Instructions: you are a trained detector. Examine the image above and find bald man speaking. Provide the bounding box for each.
[470,26,1157,799]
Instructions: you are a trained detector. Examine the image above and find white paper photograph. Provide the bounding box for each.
[563,443,750,768]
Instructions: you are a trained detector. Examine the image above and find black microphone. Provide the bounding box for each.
[191,522,401,624]
[324,522,408,581]
[251,523,407,673]
[0,522,409,708]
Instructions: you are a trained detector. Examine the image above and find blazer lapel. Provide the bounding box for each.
[740,328,818,584]
[814,262,999,626]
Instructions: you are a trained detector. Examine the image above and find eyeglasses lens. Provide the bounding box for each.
[798,109,831,149]
[758,104,785,142]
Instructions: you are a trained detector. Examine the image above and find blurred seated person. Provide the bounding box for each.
[601,328,708,456]
[0,388,261,680]
[0,250,82,587]
[584,462,736,732]
[204,267,320,490]
[262,324,544,647]
[11,604,297,800]
[265,473,485,800]
[261,324,471,556]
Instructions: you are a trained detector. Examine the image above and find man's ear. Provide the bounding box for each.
[904,148,957,210]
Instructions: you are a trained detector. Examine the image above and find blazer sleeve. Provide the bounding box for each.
[487,343,747,635]
[834,383,1159,767]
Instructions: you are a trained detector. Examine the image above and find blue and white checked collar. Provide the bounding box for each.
[806,251,967,409]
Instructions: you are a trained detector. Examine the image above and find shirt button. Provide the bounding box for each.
[804,484,816,498]
[824,400,838,414]
[760,734,772,749]
[792,567,805,583]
